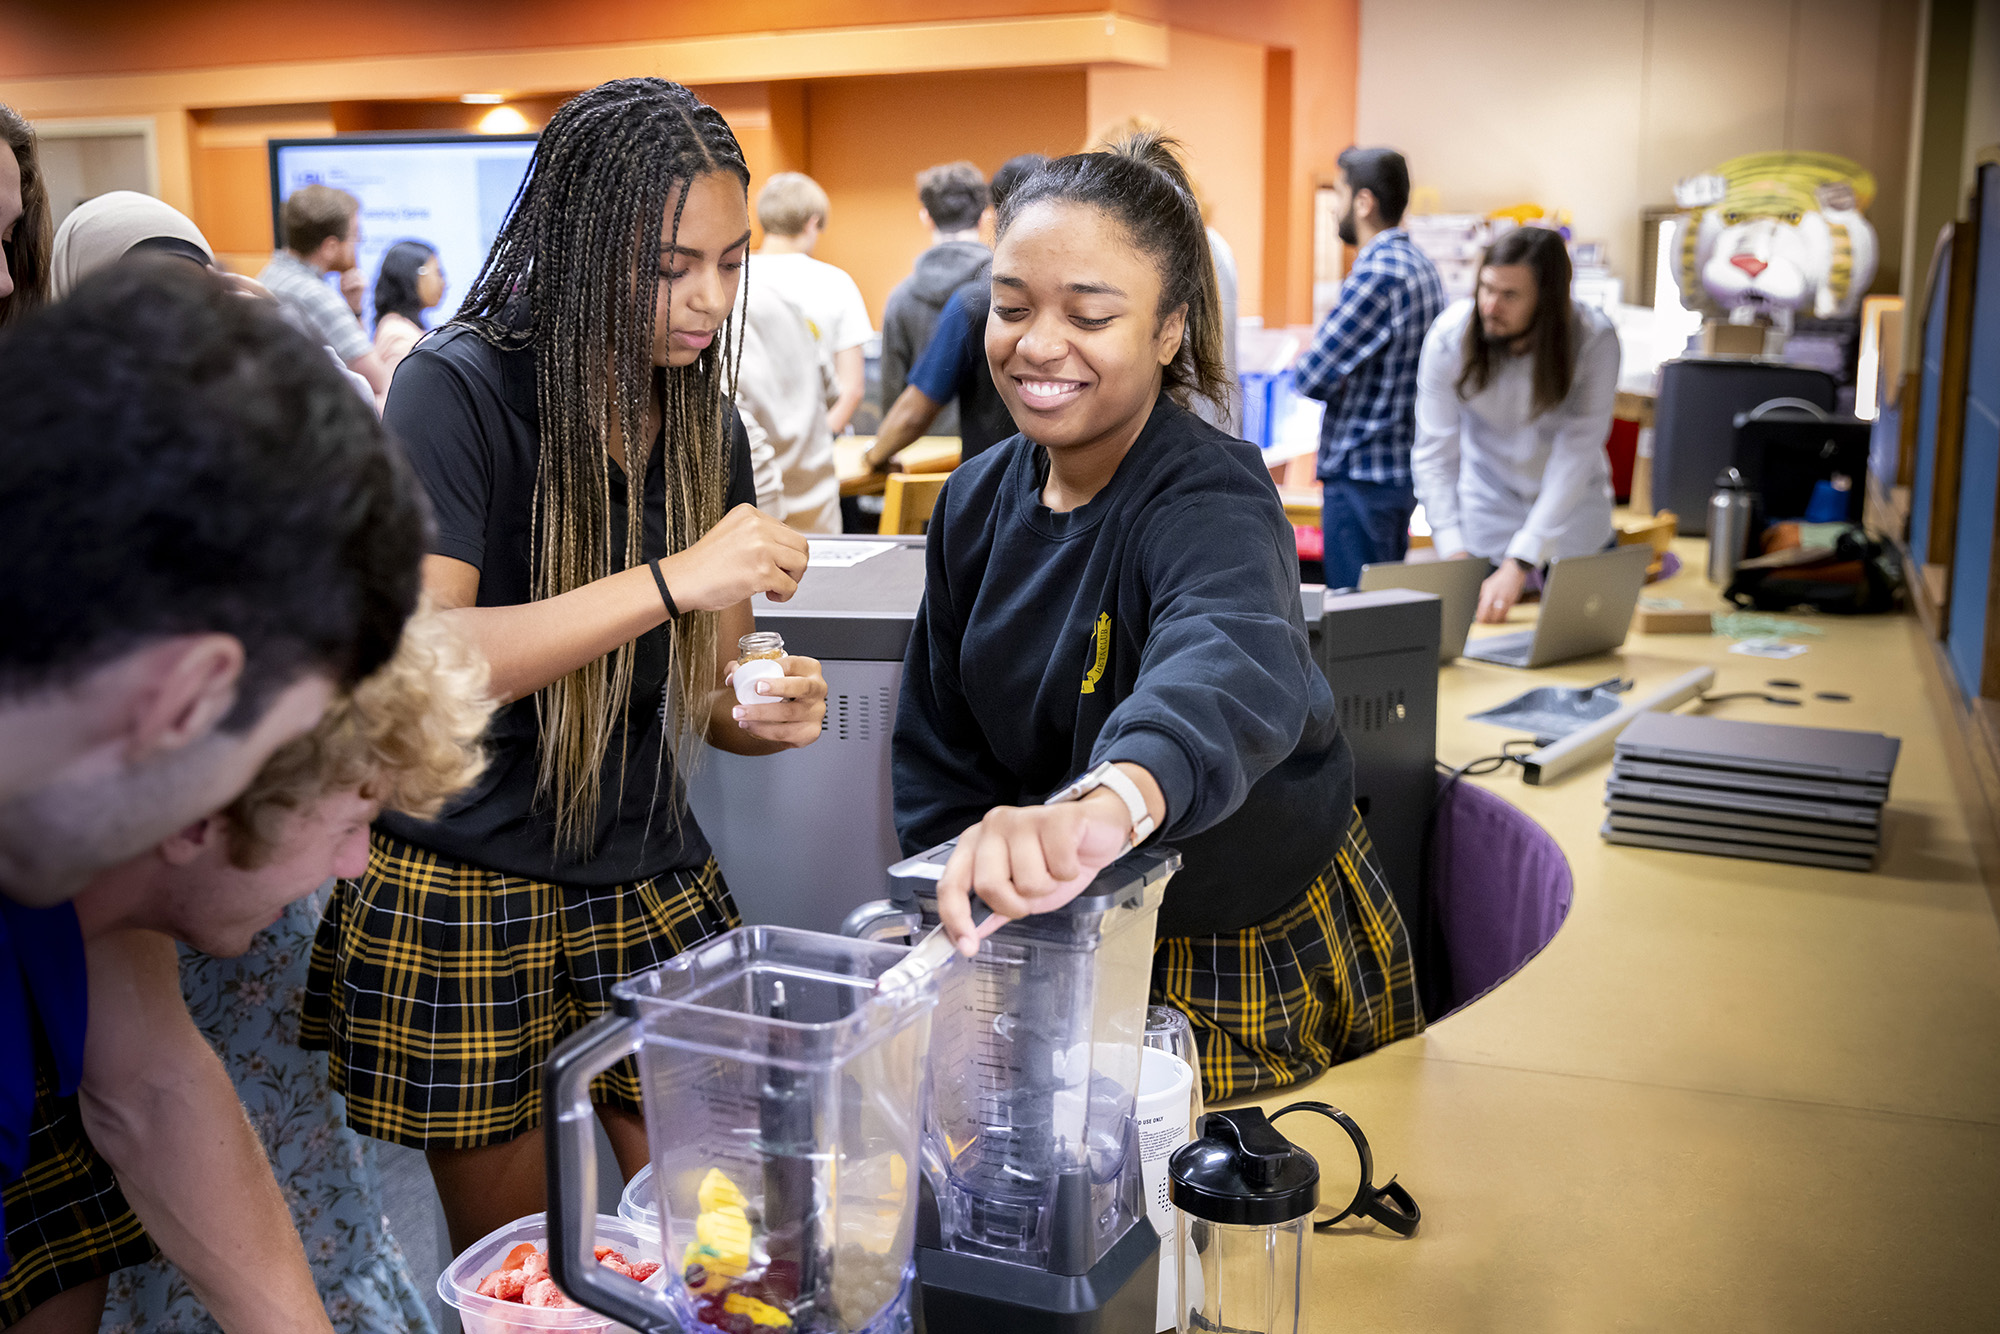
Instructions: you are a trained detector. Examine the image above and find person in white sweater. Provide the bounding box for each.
[735,277,840,533]
[1412,226,1619,623]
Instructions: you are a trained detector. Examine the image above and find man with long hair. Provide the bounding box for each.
[1295,147,1446,588]
[1412,226,1620,623]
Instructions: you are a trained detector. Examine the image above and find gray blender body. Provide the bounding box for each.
[884,846,1180,1333]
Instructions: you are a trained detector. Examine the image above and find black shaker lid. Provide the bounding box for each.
[1168,1107,1319,1226]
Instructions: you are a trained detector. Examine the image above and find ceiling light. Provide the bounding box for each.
[460,93,505,105]
[477,106,533,134]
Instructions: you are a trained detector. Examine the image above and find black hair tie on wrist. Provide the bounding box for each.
[648,558,681,620]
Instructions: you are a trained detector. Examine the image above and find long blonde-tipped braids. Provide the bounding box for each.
[454,78,750,853]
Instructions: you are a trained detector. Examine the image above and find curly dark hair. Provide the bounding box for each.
[0,259,427,724]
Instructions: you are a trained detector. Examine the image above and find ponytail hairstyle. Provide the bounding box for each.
[454,77,749,853]
[996,130,1232,420]
[1458,225,1575,419]
[1,104,52,327]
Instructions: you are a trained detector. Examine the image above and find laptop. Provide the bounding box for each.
[1613,711,1900,788]
[1461,544,1653,669]
[1357,558,1486,661]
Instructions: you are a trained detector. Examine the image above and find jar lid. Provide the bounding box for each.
[1168,1107,1318,1226]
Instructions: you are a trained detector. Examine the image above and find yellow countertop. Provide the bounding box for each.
[1244,540,2000,1331]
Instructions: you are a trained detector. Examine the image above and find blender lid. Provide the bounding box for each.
[890,842,1180,914]
[1169,1107,1319,1225]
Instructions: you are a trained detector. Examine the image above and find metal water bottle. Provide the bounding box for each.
[1706,467,1756,585]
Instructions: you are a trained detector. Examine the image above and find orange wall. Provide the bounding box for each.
[801,68,1089,323]
[0,1,1096,78]
[1087,27,1268,318]
[1127,0,1361,327]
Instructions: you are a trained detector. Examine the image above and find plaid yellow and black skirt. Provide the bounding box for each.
[300,832,741,1149]
[1151,811,1423,1102]
[0,1043,155,1324]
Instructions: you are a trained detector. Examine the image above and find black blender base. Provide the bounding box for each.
[911,1219,1160,1334]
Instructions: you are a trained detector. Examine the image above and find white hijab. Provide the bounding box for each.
[50,190,214,299]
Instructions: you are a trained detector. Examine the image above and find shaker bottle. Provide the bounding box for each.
[1170,1107,1318,1334]
[1706,467,1757,585]
[1171,1104,1421,1333]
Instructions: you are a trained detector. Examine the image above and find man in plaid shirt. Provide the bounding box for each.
[1295,148,1444,587]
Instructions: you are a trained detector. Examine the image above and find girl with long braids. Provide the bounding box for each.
[895,133,1423,1102]
[302,78,826,1249]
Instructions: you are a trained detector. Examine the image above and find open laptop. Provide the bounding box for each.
[1357,557,1486,661]
[1462,544,1652,669]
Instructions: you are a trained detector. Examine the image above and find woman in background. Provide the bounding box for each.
[0,103,52,325]
[371,240,444,375]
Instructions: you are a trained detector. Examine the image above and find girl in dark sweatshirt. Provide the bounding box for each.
[893,133,1422,1099]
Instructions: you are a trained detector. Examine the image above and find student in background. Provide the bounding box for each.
[894,136,1420,1102]
[259,185,394,398]
[1412,225,1618,623]
[1294,147,1446,589]
[879,161,990,435]
[0,104,50,327]
[863,154,1047,473]
[736,277,840,534]
[752,172,872,433]
[371,239,444,375]
[7,605,489,1334]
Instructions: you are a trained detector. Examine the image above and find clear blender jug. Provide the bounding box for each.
[855,843,1180,1333]
[544,925,946,1333]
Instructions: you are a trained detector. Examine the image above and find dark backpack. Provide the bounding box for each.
[1723,526,1901,614]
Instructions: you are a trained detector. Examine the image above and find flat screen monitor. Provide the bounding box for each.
[267,133,537,331]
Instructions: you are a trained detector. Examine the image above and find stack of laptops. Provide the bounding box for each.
[1602,712,1899,871]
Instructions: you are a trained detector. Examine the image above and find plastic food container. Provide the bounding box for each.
[439,1211,661,1333]
[616,1164,658,1236]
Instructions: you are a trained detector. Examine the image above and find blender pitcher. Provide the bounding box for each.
[865,843,1180,1333]
[544,925,946,1334]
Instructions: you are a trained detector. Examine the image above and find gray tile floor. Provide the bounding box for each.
[375,1121,630,1334]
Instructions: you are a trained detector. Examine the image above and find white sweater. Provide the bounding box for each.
[1411,299,1619,566]
[734,282,840,534]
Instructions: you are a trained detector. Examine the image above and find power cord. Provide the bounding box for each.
[1433,737,1541,804]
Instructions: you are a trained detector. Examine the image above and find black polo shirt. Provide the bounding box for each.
[375,325,754,885]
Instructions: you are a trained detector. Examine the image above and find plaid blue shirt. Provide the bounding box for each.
[1295,229,1445,485]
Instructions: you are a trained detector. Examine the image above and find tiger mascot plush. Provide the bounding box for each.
[1669,152,1877,320]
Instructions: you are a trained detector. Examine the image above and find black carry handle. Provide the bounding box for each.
[1270,1100,1421,1238]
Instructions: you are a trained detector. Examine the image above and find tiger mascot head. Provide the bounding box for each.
[1670,152,1878,320]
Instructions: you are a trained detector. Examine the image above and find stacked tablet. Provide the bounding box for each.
[1602,712,1898,871]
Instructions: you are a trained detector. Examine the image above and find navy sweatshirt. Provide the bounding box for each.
[893,395,1356,937]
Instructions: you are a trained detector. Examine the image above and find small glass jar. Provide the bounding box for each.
[734,631,787,705]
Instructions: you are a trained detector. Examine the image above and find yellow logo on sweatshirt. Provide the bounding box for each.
[1081,613,1111,695]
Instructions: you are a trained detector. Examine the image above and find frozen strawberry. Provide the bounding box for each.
[477,1267,528,1301]
[504,1242,538,1270]
[524,1277,572,1308]
[521,1249,550,1282]
[631,1261,661,1282]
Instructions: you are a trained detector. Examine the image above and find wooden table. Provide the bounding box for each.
[1241,537,2000,1330]
[835,436,960,498]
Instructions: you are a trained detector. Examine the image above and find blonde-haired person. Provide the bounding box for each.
[754,170,872,433]
[0,605,492,1334]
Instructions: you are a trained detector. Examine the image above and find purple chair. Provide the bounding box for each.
[1423,774,1573,1017]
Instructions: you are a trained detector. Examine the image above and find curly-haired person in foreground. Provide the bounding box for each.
[0,604,493,1334]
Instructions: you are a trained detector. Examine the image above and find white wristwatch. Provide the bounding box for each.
[1044,761,1156,846]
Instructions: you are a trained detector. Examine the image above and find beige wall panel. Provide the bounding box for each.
[1358,0,1648,289]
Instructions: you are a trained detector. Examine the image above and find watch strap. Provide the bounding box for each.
[1047,761,1155,846]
